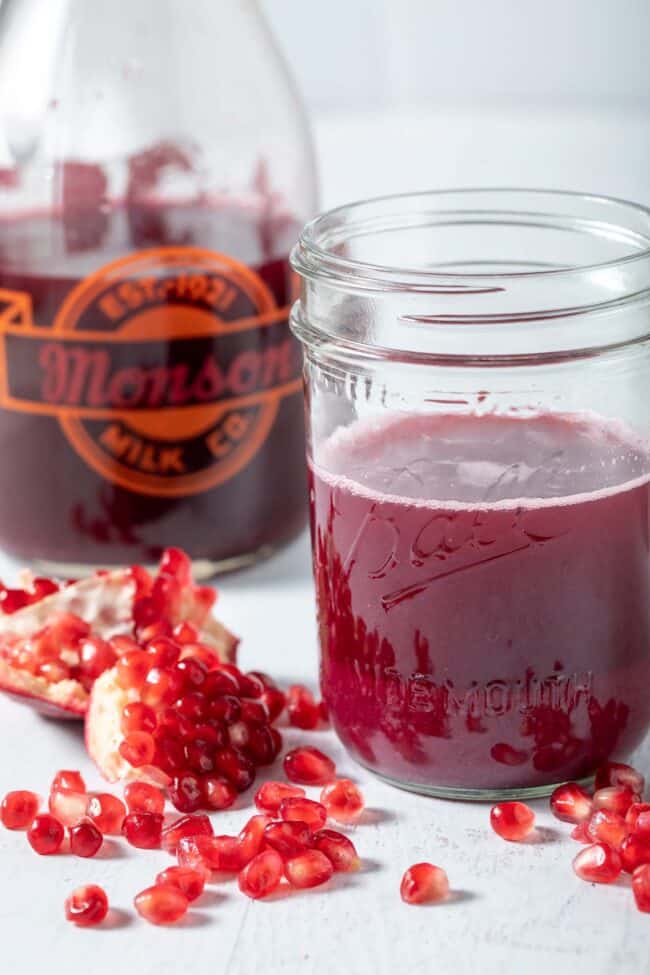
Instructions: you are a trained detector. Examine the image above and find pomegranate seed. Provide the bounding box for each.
[200,776,237,811]
[176,837,212,880]
[27,813,64,855]
[313,829,361,872]
[124,782,165,816]
[264,820,313,859]
[146,636,181,668]
[320,779,365,823]
[318,700,329,722]
[175,692,209,723]
[79,636,116,679]
[121,702,157,735]
[48,788,88,827]
[181,834,245,872]
[161,814,213,854]
[174,656,209,691]
[156,866,205,903]
[620,834,650,874]
[573,842,622,883]
[286,684,320,730]
[122,812,164,849]
[571,822,593,844]
[284,747,336,786]
[214,747,255,792]
[238,850,284,899]
[245,724,280,766]
[239,672,266,698]
[626,803,650,833]
[549,783,593,824]
[595,761,645,795]
[593,786,637,817]
[169,772,203,813]
[39,660,72,683]
[173,621,201,645]
[51,770,86,794]
[260,686,286,722]
[119,731,156,768]
[1,790,39,830]
[254,781,306,814]
[141,667,184,709]
[634,811,650,839]
[69,819,103,857]
[585,810,628,850]
[490,802,535,841]
[239,699,269,725]
[155,735,186,774]
[238,815,272,863]
[159,546,192,584]
[632,864,650,913]
[116,650,151,691]
[280,796,328,831]
[65,885,109,927]
[285,849,334,889]
[184,738,217,775]
[134,885,188,925]
[203,672,240,702]
[400,863,450,904]
[86,793,126,835]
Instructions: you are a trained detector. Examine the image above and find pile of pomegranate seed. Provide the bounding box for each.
[109,641,288,812]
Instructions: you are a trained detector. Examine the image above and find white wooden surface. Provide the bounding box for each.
[1,108,649,974]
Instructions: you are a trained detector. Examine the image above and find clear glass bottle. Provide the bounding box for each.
[292,189,650,799]
[0,0,317,576]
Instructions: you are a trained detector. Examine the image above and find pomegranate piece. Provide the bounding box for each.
[400,863,450,905]
[238,814,272,864]
[156,866,205,903]
[238,850,285,899]
[51,770,86,793]
[1,790,39,830]
[626,803,650,833]
[595,761,645,796]
[620,834,650,874]
[161,814,213,854]
[280,796,328,831]
[549,783,593,824]
[122,812,164,849]
[65,885,109,927]
[284,747,336,786]
[286,684,321,730]
[573,842,622,883]
[254,781,306,814]
[593,786,638,817]
[320,779,365,823]
[585,810,628,851]
[86,793,126,834]
[27,813,64,855]
[48,788,88,827]
[490,802,535,841]
[264,820,313,859]
[284,849,334,889]
[313,829,361,872]
[124,781,165,816]
[200,776,237,811]
[69,819,103,857]
[134,885,189,925]
[632,864,650,913]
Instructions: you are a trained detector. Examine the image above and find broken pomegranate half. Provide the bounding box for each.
[0,548,237,720]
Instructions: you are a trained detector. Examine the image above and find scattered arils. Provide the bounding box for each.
[284,850,334,890]
[86,793,126,835]
[632,864,650,913]
[238,850,284,899]
[550,783,593,824]
[134,884,189,925]
[320,779,365,823]
[65,885,109,927]
[400,863,450,905]
[279,797,327,831]
[595,762,645,796]
[27,813,65,855]
[490,802,535,842]
[1,790,39,830]
[156,866,205,903]
[313,830,361,873]
[572,843,622,884]
[254,780,305,814]
[69,819,103,858]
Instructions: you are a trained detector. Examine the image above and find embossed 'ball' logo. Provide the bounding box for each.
[43,247,301,498]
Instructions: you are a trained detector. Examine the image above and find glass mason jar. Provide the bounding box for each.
[0,0,317,577]
[291,189,650,799]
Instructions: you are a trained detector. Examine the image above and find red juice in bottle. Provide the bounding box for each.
[310,411,650,795]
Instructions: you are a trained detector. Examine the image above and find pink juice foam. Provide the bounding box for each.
[309,411,650,793]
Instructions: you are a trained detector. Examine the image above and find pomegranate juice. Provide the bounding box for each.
[310,412,650,793]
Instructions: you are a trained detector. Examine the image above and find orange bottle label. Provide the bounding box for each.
[0,247,302,497]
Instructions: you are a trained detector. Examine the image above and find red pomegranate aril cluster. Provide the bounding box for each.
[551,761,650,913]
[490,802,536,842]
[65,885,109,927]
[113,640,284,811]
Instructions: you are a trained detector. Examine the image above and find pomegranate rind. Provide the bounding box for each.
[0,663,86,718]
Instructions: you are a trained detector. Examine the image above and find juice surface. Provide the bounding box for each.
[310,411,650,791]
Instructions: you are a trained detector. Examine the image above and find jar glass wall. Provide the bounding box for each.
[291,190,650,799]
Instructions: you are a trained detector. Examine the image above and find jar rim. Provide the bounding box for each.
[292,187,650,291]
